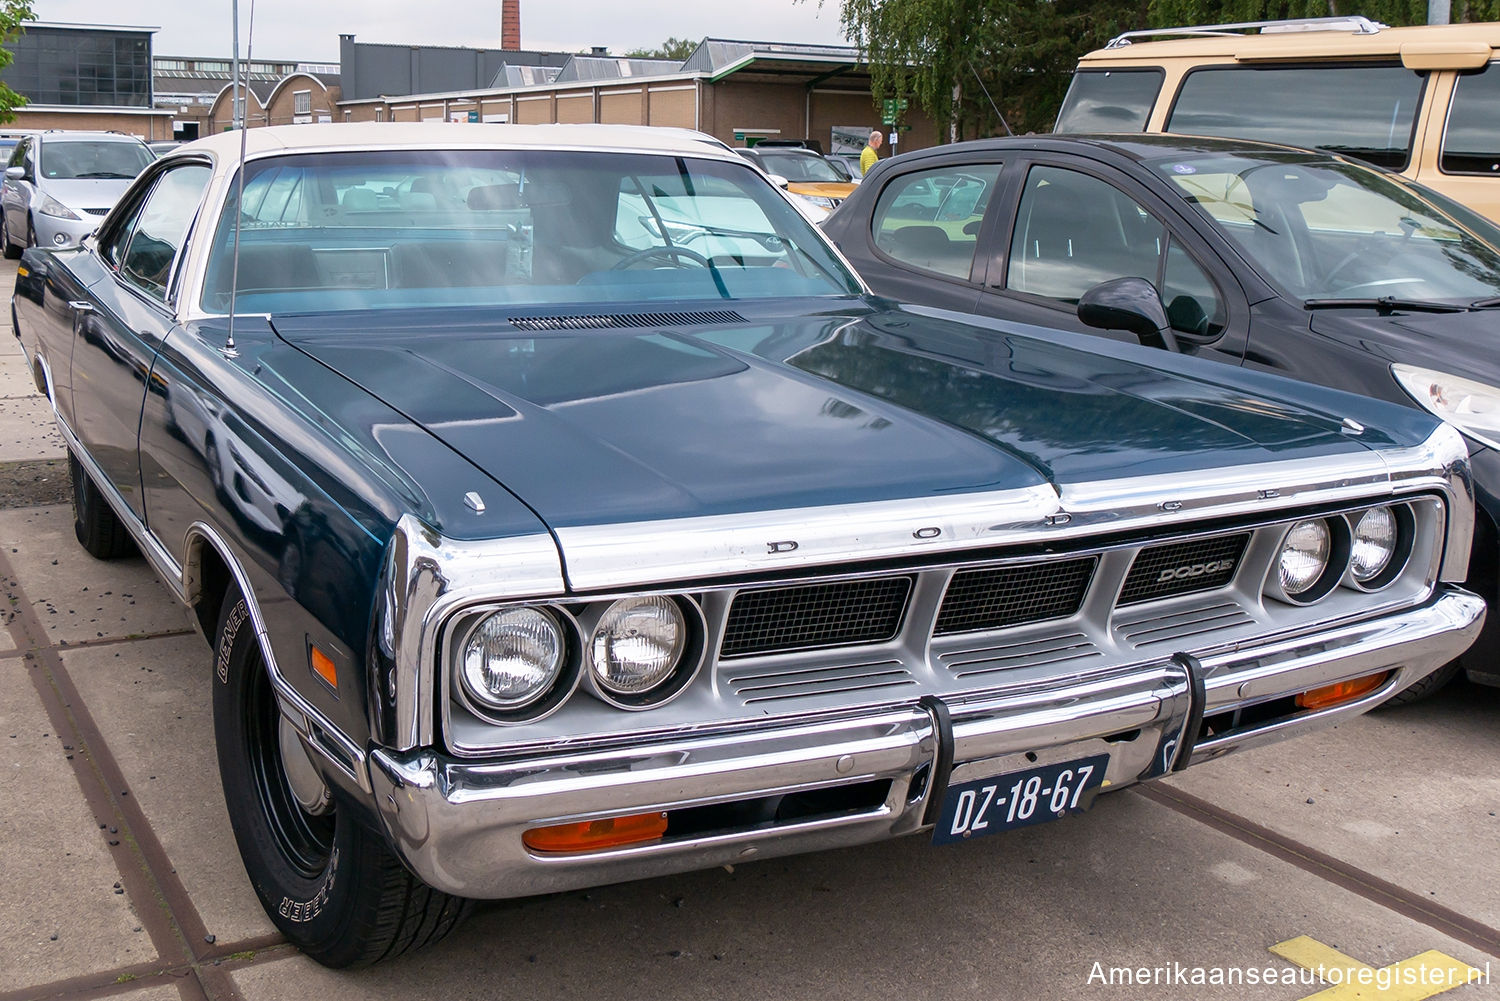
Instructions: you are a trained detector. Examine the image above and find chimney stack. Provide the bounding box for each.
[502,0,520,50]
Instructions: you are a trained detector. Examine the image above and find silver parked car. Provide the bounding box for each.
[2,131,154,256]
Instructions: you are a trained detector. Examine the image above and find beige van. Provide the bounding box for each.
[1055,17,1500,220]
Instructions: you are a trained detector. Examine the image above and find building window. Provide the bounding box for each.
[293,90,311,115]
[3,26,152,107]
[375,107,385,122]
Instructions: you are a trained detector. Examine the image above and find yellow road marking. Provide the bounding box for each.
[1272,936,1487,1000]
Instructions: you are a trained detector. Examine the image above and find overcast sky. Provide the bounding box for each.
[33,0,854,61]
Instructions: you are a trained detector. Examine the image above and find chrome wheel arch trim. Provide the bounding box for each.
[182,520,371,793]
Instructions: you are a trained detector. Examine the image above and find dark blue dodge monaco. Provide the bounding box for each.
[10,124,1486,966]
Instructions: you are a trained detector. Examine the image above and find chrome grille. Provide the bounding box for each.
[1118,534,1249,606]
[1118,600,1256,648]
[720,577,912,659]
[723,659,915,705]
[934,557,1096,635]
[937,631,1103,679]
[507,310,745,331]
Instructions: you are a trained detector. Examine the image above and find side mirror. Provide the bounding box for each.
[767,174,790,189]
[4,165,24,180]
[1077,277,1179,353]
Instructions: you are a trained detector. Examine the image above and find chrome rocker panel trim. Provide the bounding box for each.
[368,586,1482,899]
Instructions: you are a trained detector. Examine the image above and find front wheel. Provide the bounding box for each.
[1,213,20,259]
[212,593,471,966]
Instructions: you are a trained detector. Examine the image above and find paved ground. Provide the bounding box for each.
[1,256,1497,1001]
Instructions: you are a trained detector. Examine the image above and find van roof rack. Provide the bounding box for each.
[1105,16,1387,49]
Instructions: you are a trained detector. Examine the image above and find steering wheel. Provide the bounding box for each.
[610,245,712,271]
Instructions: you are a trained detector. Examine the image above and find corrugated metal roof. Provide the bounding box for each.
[681,38,863,74]
[554,56,683,83]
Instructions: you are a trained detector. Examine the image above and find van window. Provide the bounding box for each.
[1167,65,1424,170]
[1055,69,1164,133]
[1442,63,1500,175]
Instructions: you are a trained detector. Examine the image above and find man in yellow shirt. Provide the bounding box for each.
[860,130,883,174]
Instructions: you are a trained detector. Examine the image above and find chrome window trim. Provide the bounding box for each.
[174,141,871,325]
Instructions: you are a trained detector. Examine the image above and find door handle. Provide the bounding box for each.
[67,300,94,313]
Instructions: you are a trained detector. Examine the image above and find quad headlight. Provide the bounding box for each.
[1349,506,1397,582]
[455,606,576,721]
[585,595,705,709]
[1268,516,1350,605]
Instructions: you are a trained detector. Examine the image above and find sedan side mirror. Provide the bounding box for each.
[1077,277,1179,353]
[4,165,23,180]
[767,174,790,189]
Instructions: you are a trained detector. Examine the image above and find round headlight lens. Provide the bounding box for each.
[590,596,686,695]
[461,607,565,709]
[1279,519,1331,595]
[1350,507,1398,582]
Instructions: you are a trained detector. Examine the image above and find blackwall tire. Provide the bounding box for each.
[68,452,136,559]
[211,593,471,967]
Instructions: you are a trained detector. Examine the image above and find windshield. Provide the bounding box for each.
[40,140,153,180]
[756,151,846,183]
[200,149,862,314]
[1153,152,1500,303]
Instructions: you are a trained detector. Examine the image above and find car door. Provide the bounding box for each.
[68,160,212,521]
[840,158,1009,312]
[974,156,1250,364]
[2,137,33,237]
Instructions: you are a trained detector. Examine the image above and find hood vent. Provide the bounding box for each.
[507,310,745,331]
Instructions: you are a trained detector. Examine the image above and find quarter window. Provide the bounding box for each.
[1007,165,1224,337]
[1168,65,1424,171]
[1442,63,1500,175]
[871,164,1001,280]
[119,165,211,300]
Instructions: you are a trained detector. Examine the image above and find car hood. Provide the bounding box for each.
[40,177,132,210]
[273,303,1400,551]
[1309,307,1500,383]
[787,181,858,200]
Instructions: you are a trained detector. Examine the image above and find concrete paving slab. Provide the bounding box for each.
[1166,678,1500,927]
[104,987,184,1001]
[0,504,196,644]
[0,393,63,462]
[0,352,38,397]
[0,659,155,990]
[62,633,279,944]
[229,793,1494,1001]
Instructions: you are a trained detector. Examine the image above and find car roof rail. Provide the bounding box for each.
[1104,15,1387,48]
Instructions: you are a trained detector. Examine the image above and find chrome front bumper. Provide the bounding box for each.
[368,586,1483,900]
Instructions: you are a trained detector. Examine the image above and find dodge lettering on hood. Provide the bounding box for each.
[11,124,1484,968]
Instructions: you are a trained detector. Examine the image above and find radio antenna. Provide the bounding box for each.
[967,59,1013,137]
[225,0,256,355]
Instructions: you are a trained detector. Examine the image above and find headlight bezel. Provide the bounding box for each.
[448,603,582,726]
[1266,516,1350,605]
[579,595,708,711]
[1345,503,1415,592]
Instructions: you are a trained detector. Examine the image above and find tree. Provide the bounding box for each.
[624,37,699,61]
[0,0,34,123]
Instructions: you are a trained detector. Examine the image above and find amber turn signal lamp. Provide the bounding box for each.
[310,647,338,690]
[1296,671,1391,711]
[523,812,668,853]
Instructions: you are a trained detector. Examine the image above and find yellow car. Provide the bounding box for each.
[1056,17,1500,221]
[736,146,857,215]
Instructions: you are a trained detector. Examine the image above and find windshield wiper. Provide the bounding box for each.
[73,171,136,179]
[1469,296,1500,308]
[1304,296,1468,314]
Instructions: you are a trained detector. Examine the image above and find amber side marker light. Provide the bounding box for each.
[1296,671,1392,711]
[310,647,338,690]
[523,812,669,853]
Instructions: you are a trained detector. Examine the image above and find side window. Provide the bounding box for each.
[100,183,152,267]
[1442,63,1500,175]
[1162,242,1226,339]
[871,163,1001,279]
[1054,69,1164,133]
[1007,165,1164,302]
[118,165,211,301]
[6,140,25,170]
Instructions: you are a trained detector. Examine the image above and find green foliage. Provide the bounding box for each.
[624,37,699,62]
[824,0,1496,141]
[0,0,33,123]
